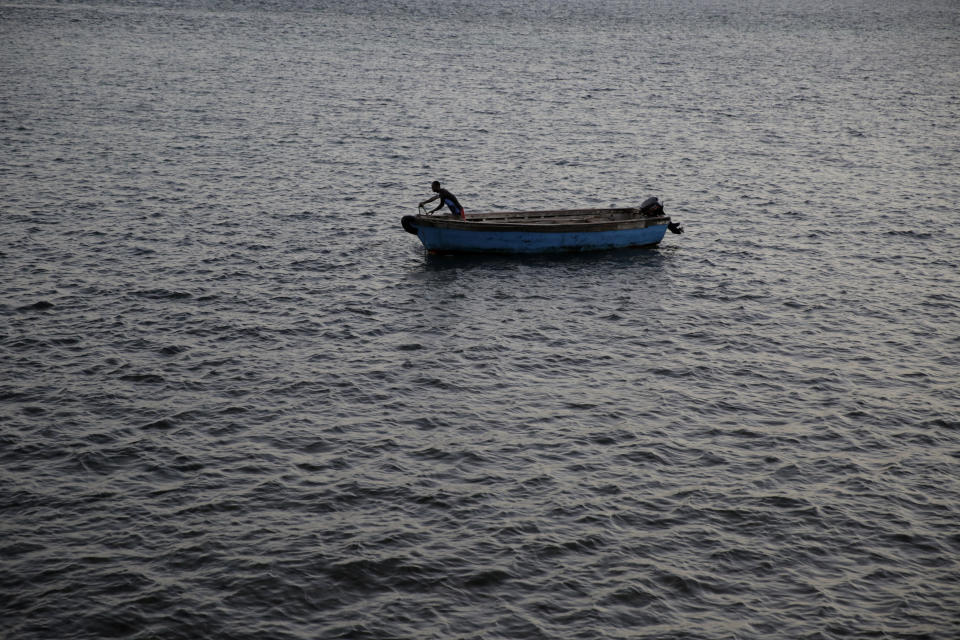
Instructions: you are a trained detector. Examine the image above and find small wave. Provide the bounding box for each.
[130,288,193,300]
[16,300,54,312]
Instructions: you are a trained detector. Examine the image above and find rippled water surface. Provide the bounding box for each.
[2,1,959,638]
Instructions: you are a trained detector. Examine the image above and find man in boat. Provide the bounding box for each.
[419,181,465,219]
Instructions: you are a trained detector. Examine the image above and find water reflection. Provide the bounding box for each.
[416,244,671,273]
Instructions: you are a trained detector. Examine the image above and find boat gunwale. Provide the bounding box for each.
[411,208,670,234]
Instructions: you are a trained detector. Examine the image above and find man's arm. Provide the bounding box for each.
[419,194,439,207]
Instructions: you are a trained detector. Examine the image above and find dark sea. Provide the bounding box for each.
[2,1,959,638]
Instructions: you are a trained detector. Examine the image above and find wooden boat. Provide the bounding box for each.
[401,197,683,254]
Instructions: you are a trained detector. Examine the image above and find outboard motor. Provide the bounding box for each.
[640,196,684,234]
[639,196,664,217]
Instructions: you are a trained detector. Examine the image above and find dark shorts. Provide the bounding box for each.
[444,199,464,218]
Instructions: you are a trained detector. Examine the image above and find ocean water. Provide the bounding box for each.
[2,1,959,638]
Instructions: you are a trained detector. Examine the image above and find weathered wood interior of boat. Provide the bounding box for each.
[464,207,654,224]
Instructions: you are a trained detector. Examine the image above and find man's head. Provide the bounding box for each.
[431,181,441,192]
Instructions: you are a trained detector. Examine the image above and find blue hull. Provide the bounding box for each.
[414,223,668,254]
